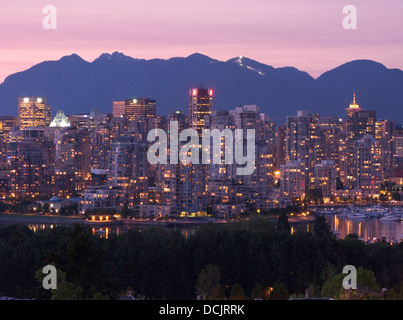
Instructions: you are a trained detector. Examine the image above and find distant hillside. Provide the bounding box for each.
[0,52,402,123]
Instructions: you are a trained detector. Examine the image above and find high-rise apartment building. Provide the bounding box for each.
[7,128,54,198]
[375,120,396,181]
[285,110,311,170]
[280,159,306,199]
[18,97,51,129]
[313,160,337,198]
[341,94,376,189]
[354,135,381,194]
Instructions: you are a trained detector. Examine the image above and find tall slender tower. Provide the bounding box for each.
[189,87,213,134]
[345,92,362,117]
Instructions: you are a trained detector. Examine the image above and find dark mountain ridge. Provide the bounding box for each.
[1,52,402,123]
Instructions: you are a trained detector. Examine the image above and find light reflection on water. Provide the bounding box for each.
[23,216,403,243]
[25,223,195,239]
[324,214,403,243]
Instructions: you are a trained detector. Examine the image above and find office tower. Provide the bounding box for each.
[313,160,337,198]
[354,135,381,194]
[68,113,90,128]
[112,100,126,118]
[18,97,51,129]
[280,159,306,199]
[168,111,189,131]
[0,116,18,137]
[124,98,156,122]
[189,87,213,133]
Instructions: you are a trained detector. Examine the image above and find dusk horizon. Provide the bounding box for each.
[1,0,403,83]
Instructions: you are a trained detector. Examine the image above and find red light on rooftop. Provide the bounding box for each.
[209,90,213,96]
[192,89,197,96]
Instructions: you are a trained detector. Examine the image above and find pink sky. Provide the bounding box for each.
[1,0,402,83]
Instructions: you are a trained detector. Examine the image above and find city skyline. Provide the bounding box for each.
[1,0,403,83]
[2,89,402,205]
[2,0,403,305]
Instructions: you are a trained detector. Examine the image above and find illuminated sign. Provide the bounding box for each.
[192,89,197,96]
[209,90,213,96]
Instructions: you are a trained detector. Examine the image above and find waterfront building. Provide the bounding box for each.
[79,185,126,214]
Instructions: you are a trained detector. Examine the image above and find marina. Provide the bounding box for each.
[313,205,403,243]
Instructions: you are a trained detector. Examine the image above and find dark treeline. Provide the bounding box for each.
[0,215,403,300]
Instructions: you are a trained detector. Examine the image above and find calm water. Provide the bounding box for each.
[22,222,195,239]
[324,214,403,243]
[6,216,403,243]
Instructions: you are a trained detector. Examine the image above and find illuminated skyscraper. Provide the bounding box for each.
[123,98,156,122]
[345,92,362,117]
[18,97,51,129]
[189,87,213,133]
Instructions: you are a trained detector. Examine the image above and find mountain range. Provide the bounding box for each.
[1,52,403,123]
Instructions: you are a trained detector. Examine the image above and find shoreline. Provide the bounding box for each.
[0,212,315,228]
[0,213,85,226]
